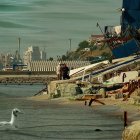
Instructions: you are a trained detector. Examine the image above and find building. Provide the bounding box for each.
[40,50,47,60]
[23,46,41,65]
[0,53,14,68]
[88,35,104,46]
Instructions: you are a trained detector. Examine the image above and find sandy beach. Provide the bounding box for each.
[28,94,140,126]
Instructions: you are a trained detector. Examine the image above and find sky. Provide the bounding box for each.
[0,0,122,58]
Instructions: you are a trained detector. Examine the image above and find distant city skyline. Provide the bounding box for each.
[0,0,122,58]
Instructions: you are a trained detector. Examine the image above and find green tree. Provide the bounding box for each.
[101,52,111,58]
[76,40,89,52]
[61,55,67,60]
[48,57,53,61]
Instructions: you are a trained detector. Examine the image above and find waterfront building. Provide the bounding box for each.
[0,51,23,70]
[40,50,47,60]
[23,46,47,65]
[0,53,14,68]
[23,46,41,65]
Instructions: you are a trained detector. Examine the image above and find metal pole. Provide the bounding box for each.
[124,111,127,128]
[69,38,72,52]
[18,37,21,60]
[96,22,104,36]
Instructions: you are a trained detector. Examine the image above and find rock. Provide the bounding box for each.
[98,88,106,98]
[122,121,140,140]
[48,80,84,98]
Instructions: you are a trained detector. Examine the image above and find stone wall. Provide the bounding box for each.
[48,80,77,98]
[48,80,92,98]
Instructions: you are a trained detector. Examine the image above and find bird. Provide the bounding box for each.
[0,108,22,130]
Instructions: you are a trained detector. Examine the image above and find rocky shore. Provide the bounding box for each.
[0,76,56,85]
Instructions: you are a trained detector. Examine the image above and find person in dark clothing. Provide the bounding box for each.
[62,63,70,80]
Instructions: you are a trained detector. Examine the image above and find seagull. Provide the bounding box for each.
[0,108,22,130]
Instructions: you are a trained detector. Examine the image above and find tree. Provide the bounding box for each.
[101,52,110,58]
[76,40,89,52]
[61,55,67,61]
[48,57,53,61]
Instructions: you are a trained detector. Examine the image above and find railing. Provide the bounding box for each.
[29,60,90,72]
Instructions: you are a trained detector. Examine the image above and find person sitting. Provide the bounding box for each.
[121,82,129,93]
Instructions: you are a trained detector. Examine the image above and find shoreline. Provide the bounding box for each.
[28,94,140,124]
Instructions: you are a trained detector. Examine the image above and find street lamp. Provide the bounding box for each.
[69,38,72,52]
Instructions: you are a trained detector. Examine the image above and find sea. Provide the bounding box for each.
[0,0,122,58]
[0,84,124,140]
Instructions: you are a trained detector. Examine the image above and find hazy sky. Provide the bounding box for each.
[0,0,122,58]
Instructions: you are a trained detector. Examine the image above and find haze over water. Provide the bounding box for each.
[0,0,122,58]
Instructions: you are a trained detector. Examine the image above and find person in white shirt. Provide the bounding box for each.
[56,63,62,80]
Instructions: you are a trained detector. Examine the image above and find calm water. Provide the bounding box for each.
[0,0,122,57]
[0,84,123,140]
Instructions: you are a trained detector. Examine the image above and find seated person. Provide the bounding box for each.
[121,83,129,93]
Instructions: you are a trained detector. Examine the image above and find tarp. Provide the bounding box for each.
[123,0,140,10]
[122,11,140,29]
[122,0,140,30]
[112,39,140,58]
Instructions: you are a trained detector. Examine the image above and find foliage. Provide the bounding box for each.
[60,39,112,61]
[76,40,89,52]
[101,52,111,58]
[90,45,97,51]
[61,55,67,61]
[48,57,53,61]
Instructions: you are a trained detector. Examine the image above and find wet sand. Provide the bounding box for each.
[29,94,140,125]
